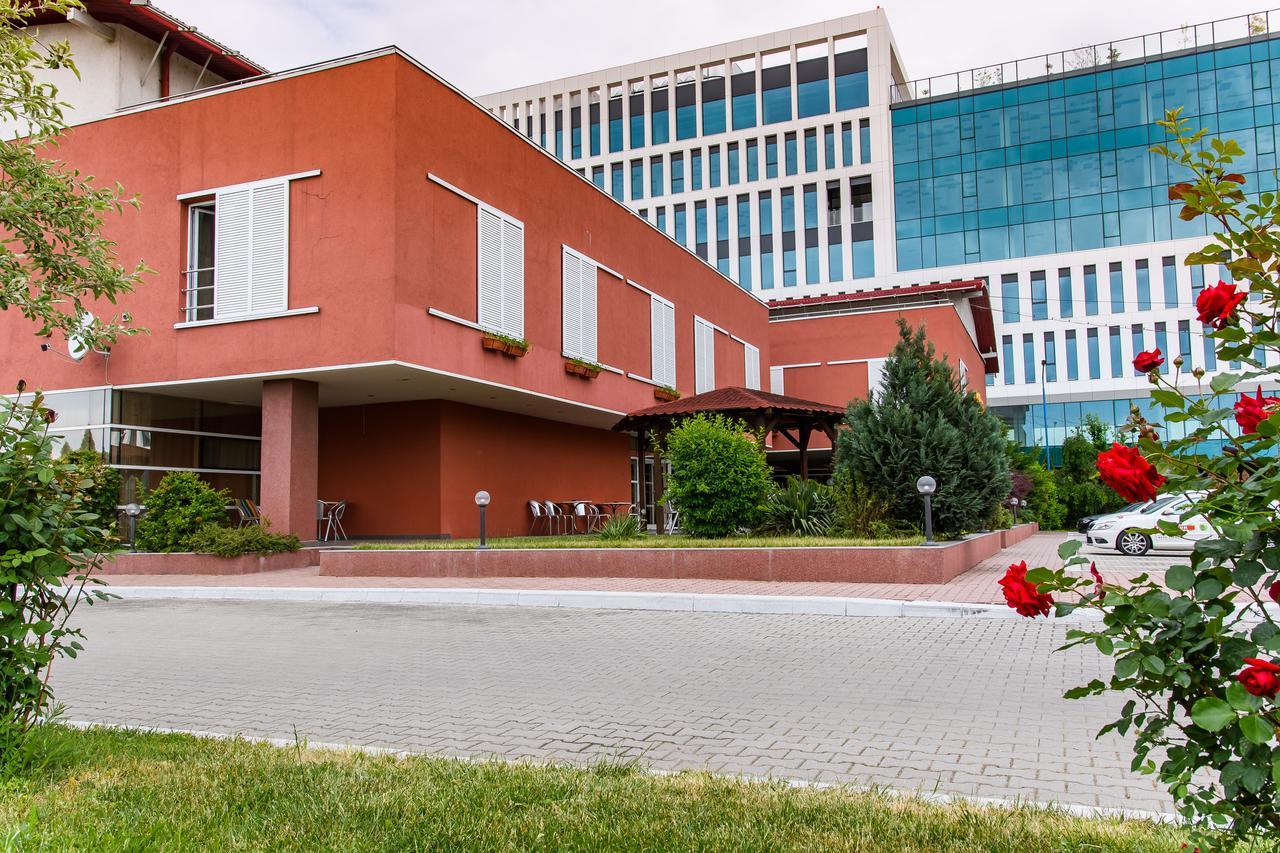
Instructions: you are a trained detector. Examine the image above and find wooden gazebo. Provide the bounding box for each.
[612,387,846,534]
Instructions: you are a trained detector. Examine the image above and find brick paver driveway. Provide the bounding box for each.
[54,598,1171,813]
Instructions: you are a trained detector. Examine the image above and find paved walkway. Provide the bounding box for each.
[101,533,1174,604]
[54,597,1172,814]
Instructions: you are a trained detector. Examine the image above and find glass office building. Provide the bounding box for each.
[892,33,1280,272]
[483,10,1280,459]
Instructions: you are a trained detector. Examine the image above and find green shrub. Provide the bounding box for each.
[185,523,301,558]
[661,414,773,538]
[597,513,644,541]
[987,505,1015,530]
[829,469,912,539]
[61,447,121,537]
[1,387,116,767]
[1005,448,1068,530]
[756,476,835,536]
[835,320,1010,537]
[133,472,229,553]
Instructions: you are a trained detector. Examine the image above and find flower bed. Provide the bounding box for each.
[322,526,1036,583]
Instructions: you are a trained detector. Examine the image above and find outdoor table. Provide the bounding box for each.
[596,501,633,518]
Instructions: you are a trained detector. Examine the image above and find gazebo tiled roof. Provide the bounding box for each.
[613,386,844,430]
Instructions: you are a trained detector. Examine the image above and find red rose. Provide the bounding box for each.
[1234,387,1280,435]
[1195,281,1248,330]
[1268,581,1280,603]
[1237,658,1280,698]
[1132,348,1164,373]
[998,560,1054,618]
[1096,443,1166,503]
[1090,563,1105,597]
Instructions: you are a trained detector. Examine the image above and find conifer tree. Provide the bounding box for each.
[834,319,1009,536]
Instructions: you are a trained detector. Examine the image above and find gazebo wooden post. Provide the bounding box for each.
[798,423,812,481]
[635,427,647,529]
[652,429,666,535]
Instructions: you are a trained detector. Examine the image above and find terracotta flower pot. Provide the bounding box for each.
[481,335,527,358]
[653,387,679,402]
[564,360,601,379]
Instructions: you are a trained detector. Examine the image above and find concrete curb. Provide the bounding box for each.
[59,719,1175,822]
[92,583,1106,622]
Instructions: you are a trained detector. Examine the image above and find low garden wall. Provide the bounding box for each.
[100,549,321,576]
[319,524,1040,585]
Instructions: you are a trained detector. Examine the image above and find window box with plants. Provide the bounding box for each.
[563,357,603,379]
[480,332,529,358]
[653,385,679,402]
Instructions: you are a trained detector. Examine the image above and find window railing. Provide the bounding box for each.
[890,9,1280,104]
[182,267,214,323]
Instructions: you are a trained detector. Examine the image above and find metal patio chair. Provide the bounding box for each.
[528,499,548,535]
[234,498,262,527]
[542,500,569,535]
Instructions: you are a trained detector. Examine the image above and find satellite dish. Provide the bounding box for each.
[67,311,94,361]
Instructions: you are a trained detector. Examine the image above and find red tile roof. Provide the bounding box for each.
[614,386,844,432]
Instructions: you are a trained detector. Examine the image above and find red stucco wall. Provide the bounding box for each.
[319,398,629,539]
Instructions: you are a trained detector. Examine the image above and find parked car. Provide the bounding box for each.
[1085,493,1212,556]
[1076,502,1146,534]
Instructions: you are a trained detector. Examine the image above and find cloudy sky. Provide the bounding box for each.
[158,0,1262,95]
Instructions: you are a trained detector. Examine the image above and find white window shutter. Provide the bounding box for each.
[248,182,289,315]
[477,208,504,334]
[770,366,785,394]
[866,357,887,400]
[501,218,524,339]
[562,249,582,357]
[744,343,761,390]
[694,318,715,394]
[650,297,664,383]
[212,187,252,319]
[580,260,597,363]
[662,302,676,388]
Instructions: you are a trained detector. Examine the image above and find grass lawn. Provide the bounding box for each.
[355,533,924,550]
[0,726,1189,851]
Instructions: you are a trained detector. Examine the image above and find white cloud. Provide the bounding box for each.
[155,0,1265,96]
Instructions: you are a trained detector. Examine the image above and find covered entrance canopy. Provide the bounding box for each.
[612,387,846,533]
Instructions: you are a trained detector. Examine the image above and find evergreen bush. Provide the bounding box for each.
[185,523,301,558]
[834,320,1010,537]
[133,472,230,553]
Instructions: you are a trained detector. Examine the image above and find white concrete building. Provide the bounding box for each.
[23,0,263,127]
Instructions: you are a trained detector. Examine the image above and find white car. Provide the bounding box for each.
[1085,493,1213,556]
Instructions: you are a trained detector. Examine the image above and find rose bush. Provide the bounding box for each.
[1003,110,1280,848]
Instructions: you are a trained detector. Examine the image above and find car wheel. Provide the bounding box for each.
[1117,529,1151,556]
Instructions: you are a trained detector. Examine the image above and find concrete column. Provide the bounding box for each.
[260,378,319,540]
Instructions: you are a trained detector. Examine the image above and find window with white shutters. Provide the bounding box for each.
[694,316,716,394]
[770,365,785,394]
[478,205,525,339]
[561,247,598,362]
[179,171,321,325]
[649,296,676,387]
[743,343,761,390]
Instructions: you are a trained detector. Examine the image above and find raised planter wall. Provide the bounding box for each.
[101,549,321,576]
[320,525,1040,585]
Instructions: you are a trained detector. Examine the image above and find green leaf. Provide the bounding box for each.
[1095,637,1114,656]
[1240,715,1274,744]
[1024,567,1054,584]
[1150,389,1185,409]
[1115,656,1140,679]
[1210,372,1242,393]
[1166,564,1195,592]
[1057,538,1083,560]
[1141,655,1166,675]
[1190,697,1236,732]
